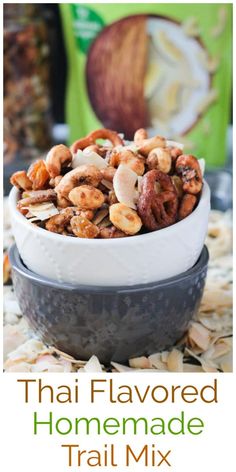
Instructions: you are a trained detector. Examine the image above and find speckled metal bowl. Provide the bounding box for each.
[9,244,209,365]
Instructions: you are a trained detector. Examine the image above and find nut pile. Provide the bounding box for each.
[10,128,204,238]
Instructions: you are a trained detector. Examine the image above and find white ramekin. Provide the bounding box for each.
[9,183,210,286]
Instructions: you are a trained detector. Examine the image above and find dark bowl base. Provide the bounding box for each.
[9,244,209,365]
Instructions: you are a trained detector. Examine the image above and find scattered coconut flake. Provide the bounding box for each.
[72,149,107,169]
[26,202,59,221]
[5,362,33,373]
[113,164,138,209]
[92,207,109,225]
[6,339,51,364]
[3,325,28,361]
[31,354,72,373]
[129,356,151,369]
[4,298,21,315]
[82,355,103,373]
[188,322,211,351]
[148,353,167,370]
[167,349,184,372]
[101,179,113,190]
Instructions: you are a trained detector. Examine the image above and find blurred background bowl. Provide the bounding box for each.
[9,243,209,364]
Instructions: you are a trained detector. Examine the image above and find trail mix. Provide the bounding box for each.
[10,128,204,238]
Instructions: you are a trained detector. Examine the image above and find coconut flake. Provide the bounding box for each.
[129,356,151,369]
[167,349,184,372]
[82,355,103,373]
[113,164,138,209]
[166,140,184,150]
[72,149,107,169]
[198,158,205,176]
[25,202,59,221]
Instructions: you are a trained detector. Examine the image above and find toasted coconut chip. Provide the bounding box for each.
[129,356,151,369]
[111,362,156,373]
[22,202,59,221]
[183,364,204,373]
[3,325,28,361]
[218,353,232,373]
[92,207,109,225]
[5,339,51,364]
[185,348,218,372]
[188,322,211,351]
[113,164,138,209]
[31,354,72,373]
[167,349,184,372]
[72,149,107,169]
[166,140,184,150]
[5,362,33,373]
[201,288,232,311]
[98,216,112,228]
[81,355,103,373]
[101,179,114,190]
[148,353,167,370]
[4,299,21,315]
[137,176,143,194]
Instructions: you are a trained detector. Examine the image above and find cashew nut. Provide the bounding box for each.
[134,128,166,156]
[147,148,172,173]
[46,144,72,178]
[109,149,145,176]
[55,165,102,200]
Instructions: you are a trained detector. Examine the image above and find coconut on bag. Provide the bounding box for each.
[60,3,232,168]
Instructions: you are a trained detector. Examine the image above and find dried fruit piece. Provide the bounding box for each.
[70,215,99,239]
[69,185,105,210]
[27,159,50,190]
[3,253,11,284]
[10,170,32,190]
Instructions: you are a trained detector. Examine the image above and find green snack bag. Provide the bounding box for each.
[60,3,232,167]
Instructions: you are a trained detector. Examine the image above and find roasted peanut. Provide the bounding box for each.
[109,203,142,235]
[69,185,105,210]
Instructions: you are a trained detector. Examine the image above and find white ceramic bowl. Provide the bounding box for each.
[9,183,210,286]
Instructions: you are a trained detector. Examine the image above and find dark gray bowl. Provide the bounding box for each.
[9,244,209,365]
